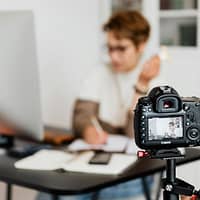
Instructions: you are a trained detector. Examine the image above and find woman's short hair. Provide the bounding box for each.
[103,10,150,47]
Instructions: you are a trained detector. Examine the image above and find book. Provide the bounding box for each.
[14,149,137,175]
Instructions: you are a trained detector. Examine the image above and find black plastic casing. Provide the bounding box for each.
[134,86,200,150]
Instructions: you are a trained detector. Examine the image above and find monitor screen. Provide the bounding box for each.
[0,11,43,141]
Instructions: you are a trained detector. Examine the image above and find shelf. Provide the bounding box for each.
[160,0,198,10]
[160,17,197,47]
[159,9,198,18]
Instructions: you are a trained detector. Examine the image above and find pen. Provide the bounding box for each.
[91,117,104,135]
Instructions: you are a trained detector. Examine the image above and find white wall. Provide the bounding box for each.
[160,48,200,96]
[0,0,101,129]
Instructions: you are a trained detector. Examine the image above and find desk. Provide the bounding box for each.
[0,148,200,200]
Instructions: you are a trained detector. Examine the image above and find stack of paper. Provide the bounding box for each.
[67,134,129,152]
[125,139,141,155]
[14,150,137,175]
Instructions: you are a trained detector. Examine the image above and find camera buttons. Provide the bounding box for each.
[140,127,145,132]
[142,133,146,137]
[187,111,194,121]
[186,122,190,126]
[141,121,145,126]
[183,104,190,111]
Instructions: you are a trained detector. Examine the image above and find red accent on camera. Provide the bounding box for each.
[137,151,149,158]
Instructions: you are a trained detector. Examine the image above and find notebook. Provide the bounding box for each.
[67,134,129,152]
[14,150,137,175]
[14,149,75,170]
[62,151,137,175]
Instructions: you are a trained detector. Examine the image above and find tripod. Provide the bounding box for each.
[142,148,200,200]
[163,158,193,200]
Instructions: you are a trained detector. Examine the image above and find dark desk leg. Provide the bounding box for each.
[51,194,59,200]
[141,177,151,200]
[6,184,12,200]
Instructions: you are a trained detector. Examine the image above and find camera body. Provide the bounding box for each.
[134,86,200,150]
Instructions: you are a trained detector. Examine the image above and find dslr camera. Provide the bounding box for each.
[134,86,200,150]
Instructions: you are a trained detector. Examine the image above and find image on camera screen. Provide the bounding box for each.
[148,117,183,140]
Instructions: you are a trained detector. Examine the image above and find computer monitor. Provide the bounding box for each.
[0,10,43,141]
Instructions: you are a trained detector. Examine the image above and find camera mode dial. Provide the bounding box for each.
[139,97,151,106]
[187,127,200,141]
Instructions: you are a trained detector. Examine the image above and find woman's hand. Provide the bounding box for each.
[83,125,108,144]
[138,55,160,87]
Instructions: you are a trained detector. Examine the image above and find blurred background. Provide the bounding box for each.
[0,0,198,130]
[0,0,199,199]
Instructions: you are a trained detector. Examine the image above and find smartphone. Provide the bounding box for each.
[88,152,111,165]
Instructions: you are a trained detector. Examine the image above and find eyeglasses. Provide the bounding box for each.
[106,44,132,54]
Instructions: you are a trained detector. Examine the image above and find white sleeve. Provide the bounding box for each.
[78,68,102,102]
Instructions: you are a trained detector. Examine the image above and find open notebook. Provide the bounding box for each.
[67,134,129,152]
[14,150,137,175]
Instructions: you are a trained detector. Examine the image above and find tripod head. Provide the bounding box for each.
[142,148,185,159]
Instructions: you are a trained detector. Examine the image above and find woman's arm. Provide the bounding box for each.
[72,99,108,144]
[124,55,160,137]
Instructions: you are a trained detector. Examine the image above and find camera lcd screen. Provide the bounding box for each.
[148,116,183,140]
